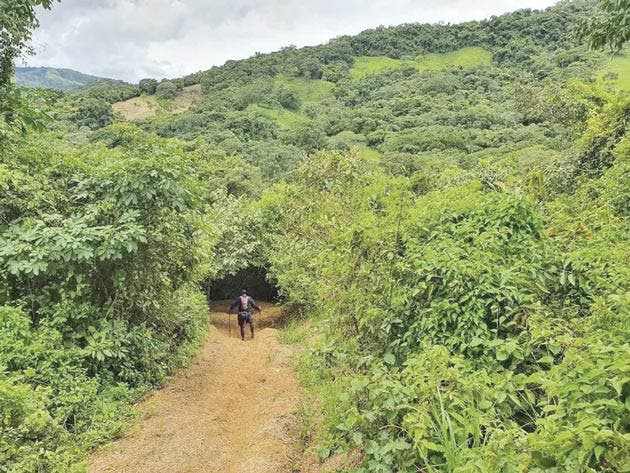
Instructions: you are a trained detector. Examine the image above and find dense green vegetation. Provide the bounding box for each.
[267,110,629,471]
[0,130,214,470]
[14,67,104,91]
[1,0,629,471]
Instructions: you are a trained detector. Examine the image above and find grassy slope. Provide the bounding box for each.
[599,50,630,91]
[350,46,492,79]
[356,146,382,161]
[275,76,335,103]
[113,84,202,121]
[248,104,309,128]
[350,56,403,78]
[245,77,335,129]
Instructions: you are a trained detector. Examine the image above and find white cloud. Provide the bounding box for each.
[26,0,559,82]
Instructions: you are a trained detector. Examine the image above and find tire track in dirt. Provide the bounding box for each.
[89,301,301,473]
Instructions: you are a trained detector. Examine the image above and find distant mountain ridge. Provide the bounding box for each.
[14,66,106,91]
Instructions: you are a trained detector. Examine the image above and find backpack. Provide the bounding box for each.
[239,295,249,311]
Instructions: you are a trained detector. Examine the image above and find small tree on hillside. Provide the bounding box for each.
[322,62,349,83]
[71,97,113,129]
[275,86,301,111]
[139,78,159,95]
[156,80,178,99]
[296,58,323,80]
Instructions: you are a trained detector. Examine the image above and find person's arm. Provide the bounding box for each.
[227,299,239,313]
[249,297,261,312]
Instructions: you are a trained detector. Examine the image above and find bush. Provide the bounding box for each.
[280,122,326,152]
[156,80,178,99]
[139,78,158,95]
[276,86,301,111]
[71,97,113,129]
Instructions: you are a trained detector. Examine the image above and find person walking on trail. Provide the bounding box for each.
[228,290,261,341]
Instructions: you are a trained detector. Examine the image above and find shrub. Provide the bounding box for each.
[156,80,178,99]
[138,78,159,95]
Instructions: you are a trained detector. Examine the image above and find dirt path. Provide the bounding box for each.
[89,301,301,473]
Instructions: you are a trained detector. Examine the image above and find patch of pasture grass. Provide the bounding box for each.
[113,84,202,121]
[278,317,310,345]
[414,46,493,70]
[356,146,382,162]
[599,50,630,92]
[350,46,492,79]
[248,104,309,128]
[275,76,335,103]
[350,56,404,79]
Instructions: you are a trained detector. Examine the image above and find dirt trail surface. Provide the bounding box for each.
[89,301,301,473]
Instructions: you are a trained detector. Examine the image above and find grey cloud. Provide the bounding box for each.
[27,0,558,82]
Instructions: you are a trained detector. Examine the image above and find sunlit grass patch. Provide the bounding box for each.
[350,56,404,79]
[599,49,630,91]
[113,84,202,121]
[356,146,382,162]
[275,76,335,103]
[248,104,309,128]
[350,46,492,79]
[414,46,492,71]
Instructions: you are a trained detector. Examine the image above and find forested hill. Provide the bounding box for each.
[1,0,629,471]
[179,0,593,86]
[14,66,106,90]
[46,0,628,181]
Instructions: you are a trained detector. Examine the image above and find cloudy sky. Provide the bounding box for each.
[26,0,558,83]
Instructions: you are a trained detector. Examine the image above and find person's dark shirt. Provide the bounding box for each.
[229,296,260,313]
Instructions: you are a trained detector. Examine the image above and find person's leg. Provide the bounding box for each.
[247,312,254,339]
[238,313,245,341]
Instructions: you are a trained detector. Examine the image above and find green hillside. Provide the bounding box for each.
[14,66,104,90]
[2,0,630,472]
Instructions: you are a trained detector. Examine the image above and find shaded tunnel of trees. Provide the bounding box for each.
[206,266,278,302]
